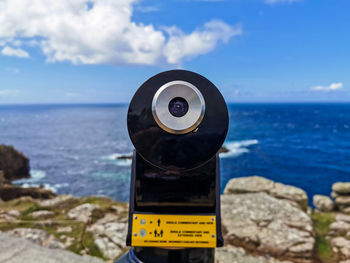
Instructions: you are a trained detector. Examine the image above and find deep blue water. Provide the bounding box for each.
[0,103,349,204]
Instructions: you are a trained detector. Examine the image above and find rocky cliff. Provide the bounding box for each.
[1,176,350,263]
[0,145,30,182]
[1,145,350,263]
[0,145,55,201]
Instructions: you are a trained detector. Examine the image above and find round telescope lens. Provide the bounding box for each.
[168,97,189,117]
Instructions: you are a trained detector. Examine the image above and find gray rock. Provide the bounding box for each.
[270,183,308,211]
[0,209,20,222]
[224,176,308,211]
[341,247,350,259]
[331,191,339,199]
[224,176,275,194]
[31,210,55,219]
[112,205,127,214]
[87,213,127,260]
[7,209,21,218]
[329,221,350,232]
[331,237,350,259]
[7,228,64,249]
[67,203,99,223]
[331,237,350,248]
[313,195,334,212]
[333,183,350,195]
[336,196,350,206]
[39,195,75,207]
[60,235,75,248]
[336,214,350,223]
[94,236,122,259]
[57,226,73,233]
[0,231,104,263]
[215,246,293,263]
[221,193,314,263]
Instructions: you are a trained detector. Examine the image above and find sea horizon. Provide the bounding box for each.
[1,101,350,106]
[1,103,349,206]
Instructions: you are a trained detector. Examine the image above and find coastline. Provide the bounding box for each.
[1,145,350,262]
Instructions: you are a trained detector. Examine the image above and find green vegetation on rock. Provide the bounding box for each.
[312,212,337,263]
[0,196,128,261]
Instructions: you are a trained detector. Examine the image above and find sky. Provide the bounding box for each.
[0,0,349,104]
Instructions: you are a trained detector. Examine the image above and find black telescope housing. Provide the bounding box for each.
[126,70,228,263]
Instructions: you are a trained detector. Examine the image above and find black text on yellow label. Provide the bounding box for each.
[131,214,217,248]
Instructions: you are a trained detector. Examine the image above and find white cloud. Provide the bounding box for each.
[164,21,242,64]
[1,46,30,58]
[264,0,302,4]
[311,82,344,91]
[0,89,19,97]
[0,0,240,65]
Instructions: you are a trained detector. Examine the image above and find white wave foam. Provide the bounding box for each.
[114,159,132,166]
[13,169,69,193]
[14,169,46,184]
[20,182,69,193]
[105,152,132,161]
[21,183,56,193]
[220,139,259,158]
[103,152,132,166]
[30,170,46,180]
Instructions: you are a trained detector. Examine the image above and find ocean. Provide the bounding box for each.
[0,103,349,204]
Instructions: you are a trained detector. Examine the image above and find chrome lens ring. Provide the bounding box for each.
[152,80,205,134]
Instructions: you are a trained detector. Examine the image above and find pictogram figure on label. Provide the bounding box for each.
[157,219,161,227]
[153,229,164,237]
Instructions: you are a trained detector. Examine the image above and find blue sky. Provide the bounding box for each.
[0,0,349,103]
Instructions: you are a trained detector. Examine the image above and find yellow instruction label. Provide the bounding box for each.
[131,214,216,248]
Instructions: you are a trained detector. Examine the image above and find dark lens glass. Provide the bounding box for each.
[168,97,189,117]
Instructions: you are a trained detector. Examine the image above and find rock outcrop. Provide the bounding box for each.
[221,192,314,263]
[0,231,104,263]
[224,176,308,211]
[0,145,55,201]
[327,213,350,261]
[39,194,75,207]
[0,145,30,181]
[5,171,350,262]
[333,183,350,195]
[224,175,275,194]
[313,195,334,212]
[332,183,350,213]
[0,209,21,223]
[0,184,55,201]
[30,210,55,219]
[215,246,293,263]
[0,170,5,186]
[7,228,65,249]
[68,203,99,223]
[87,213,128,260]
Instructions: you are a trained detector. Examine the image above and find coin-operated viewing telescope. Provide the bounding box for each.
[125,70,228,263]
